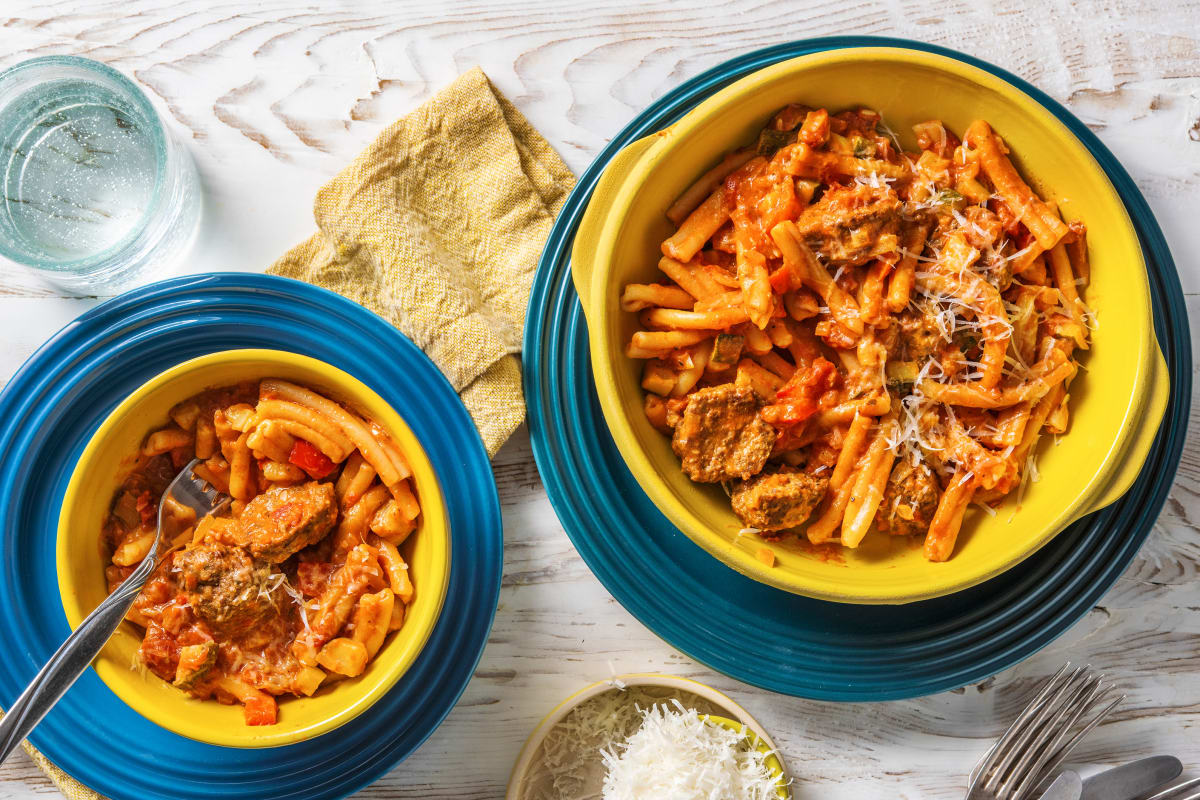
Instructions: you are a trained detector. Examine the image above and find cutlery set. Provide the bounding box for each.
[1038,765,1200,800]
[966,664,1194,800]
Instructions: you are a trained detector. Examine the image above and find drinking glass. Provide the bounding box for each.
[0,56,200,294]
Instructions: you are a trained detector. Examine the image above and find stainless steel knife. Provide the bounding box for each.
[1040,771,1084,800]
[1081,756,1184,800]
[1041,772,1089,800]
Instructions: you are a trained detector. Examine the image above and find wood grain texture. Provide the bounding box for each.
[1,1,1199,797]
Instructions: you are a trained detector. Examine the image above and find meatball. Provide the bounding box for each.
[671,385,776,483]
[879,459,940,536]
[175,542,276,636]
[241,482,337,563]
[731,469,829,532]
[897,308,944,362]
[793,183,901,266]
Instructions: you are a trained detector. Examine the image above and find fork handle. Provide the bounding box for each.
[0,555,154,763]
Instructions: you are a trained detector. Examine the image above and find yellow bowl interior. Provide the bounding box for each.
[56,349,451,747]
[702,715,789,798]
[575,48,1168,604]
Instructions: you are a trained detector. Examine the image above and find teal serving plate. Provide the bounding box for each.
[523,36,1191,700]
[0,274,503,798]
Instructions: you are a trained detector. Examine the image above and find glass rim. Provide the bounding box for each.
[0,55,170,271]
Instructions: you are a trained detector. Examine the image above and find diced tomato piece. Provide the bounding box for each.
[763,399,817,427]
[296,561,334,597]
[139,623,180,682]
[768,265,791,294]
[135,572,175,609]
[769,419,811,455]
[160,599,192,635]
[288,439,336,479]
[135,490,155,528]
[987,195,1025,237]
[798,108,829,146]
[177,623,214,647]
[775,356,837,402]
[1011,225,1035,251]
[244,695,277,726]
[765,357,839,425]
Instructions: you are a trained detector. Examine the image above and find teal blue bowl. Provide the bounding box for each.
[523,36,1191,700]
[0,274,503,798]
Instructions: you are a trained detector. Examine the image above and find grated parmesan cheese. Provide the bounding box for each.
[875,118,907,159]
[277,574,312,633]
[256,571,287,600]
[1008,451,1043,522]
[884,356,947,463]
[601,703,784,800]
[606,661,627,690]
[972,501,998,518]
[520,687,730,800]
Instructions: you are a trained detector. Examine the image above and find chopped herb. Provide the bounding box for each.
[885,360,919,393]
[934,188,964,206]
[851,136,876,157]
[709,334,744,367]
[795,178,821,204]
[756,128,794,156]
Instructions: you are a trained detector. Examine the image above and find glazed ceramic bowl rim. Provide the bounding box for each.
[581,46,1161,603]
[505,673,787,799]
[55,348,451,747]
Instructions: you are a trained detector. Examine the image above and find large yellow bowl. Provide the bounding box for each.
[56,349,451,747]
[572,48,1169,604]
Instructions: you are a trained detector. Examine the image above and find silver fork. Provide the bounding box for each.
[1137,777,1200,800]
[0,459,228,763]
[966,663,1125,800]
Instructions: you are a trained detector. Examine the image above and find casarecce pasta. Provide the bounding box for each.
[623,106,1090,561]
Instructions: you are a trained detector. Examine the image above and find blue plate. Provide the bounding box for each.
[0,274,503,799]
[524,37,1192,701]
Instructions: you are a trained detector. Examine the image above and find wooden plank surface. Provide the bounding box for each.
[1,1,1198,797]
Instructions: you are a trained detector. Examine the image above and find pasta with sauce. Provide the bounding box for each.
[624,106,1090,561]
[102,380,419,725]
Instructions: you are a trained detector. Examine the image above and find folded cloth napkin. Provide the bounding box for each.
[270,66,575,456]
[10,738,97,799]
[15,67,573,798]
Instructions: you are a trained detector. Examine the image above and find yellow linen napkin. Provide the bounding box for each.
[13,67,573,799]
[14,739,98,799]
[270,66,575,456]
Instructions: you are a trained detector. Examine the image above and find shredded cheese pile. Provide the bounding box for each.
[600,702,783,800]
[523,687,683,799]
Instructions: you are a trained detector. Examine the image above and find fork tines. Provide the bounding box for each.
[967,662,1124,800]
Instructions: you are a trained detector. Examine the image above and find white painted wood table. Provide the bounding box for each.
[1,2,1198,798]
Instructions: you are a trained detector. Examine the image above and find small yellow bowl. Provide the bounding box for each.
[702,715,789,795]
[506,673,790,799]
[56,349,451,747]
[572,47,1169,604]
